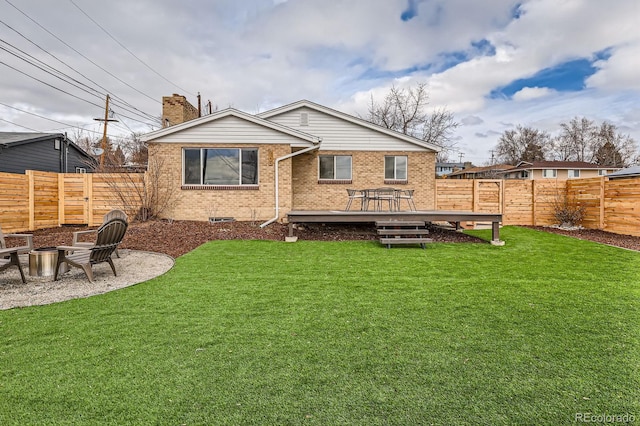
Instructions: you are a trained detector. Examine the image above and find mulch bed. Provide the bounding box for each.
[16,221,640,258]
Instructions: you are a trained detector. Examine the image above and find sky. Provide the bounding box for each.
[0,0,638,165]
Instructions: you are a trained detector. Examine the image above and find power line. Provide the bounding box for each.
[0,101,104,136]
[4,0,161,104]
[0,117,40,132]
[0,18,161,123]
[68,0,195,97]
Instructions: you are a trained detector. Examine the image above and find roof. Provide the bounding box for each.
[140,108,322,144]
[508,161,613,172]
[258,99,441,152]
[448,164,513,177]
[0,132,93,159]
[607,165,640,179]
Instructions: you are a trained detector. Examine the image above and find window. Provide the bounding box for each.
[319,155,351,180]
[75,167,86,173]
[568,169,580,178]
[385,156,407,180]
[183,148,258,185]
[598,170,607,176]
[542,169,557,178]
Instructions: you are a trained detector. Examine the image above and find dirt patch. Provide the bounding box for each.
[523,226,640,252]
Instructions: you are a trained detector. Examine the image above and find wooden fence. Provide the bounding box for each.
[0,171,144,233]
[1,171,638,237]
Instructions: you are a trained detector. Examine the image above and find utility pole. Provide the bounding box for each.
[93,94,118,169]
[458,152,465,163]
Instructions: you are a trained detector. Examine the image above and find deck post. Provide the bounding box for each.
[491,221,504,246]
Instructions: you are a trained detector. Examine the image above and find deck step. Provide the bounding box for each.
[379,237,433,247]
[377,229,431,236]
[375,220,426,227]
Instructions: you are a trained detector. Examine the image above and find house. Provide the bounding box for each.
[0,132,94,174]
[447,164,513,179]
[501,161,618,180]
[435,162,466,177]
[607,165,640,179]
[140,96,440,224]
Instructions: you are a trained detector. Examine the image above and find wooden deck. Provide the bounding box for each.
[287,210,504,245]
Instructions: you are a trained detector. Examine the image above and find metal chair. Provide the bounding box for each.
[345,189,366,211]
[395,189,417,211]
[55,217,128,283]
[374,187,397,211]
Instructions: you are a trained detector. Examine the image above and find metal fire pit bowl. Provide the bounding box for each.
[29,247,69,277]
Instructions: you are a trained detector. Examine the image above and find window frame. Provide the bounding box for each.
[385,155,408,180]
[318,155,352,181]
[598,169,607,176]
[542,169,557,178]
[182,147,259,187]
[568,169,580,178]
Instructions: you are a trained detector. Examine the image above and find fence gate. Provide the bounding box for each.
[60,174,90,225]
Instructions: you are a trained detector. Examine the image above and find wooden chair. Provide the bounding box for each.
[72,209,128,258]
[0,247,26,283]
[54,217,128,283]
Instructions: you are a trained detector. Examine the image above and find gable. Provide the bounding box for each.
[260,101,440,152]
[141,109,319,147]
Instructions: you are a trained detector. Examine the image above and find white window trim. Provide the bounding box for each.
[385,155,408,180]
[568,169,580,178]
[542,169,557,178]
[182,147,259,186]
[318,155,352,180]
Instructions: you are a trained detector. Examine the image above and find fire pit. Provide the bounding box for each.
[29,247,69,277]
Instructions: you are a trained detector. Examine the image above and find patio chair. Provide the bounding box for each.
[373,187,397,211]
[345,189,366,211]
[0,247,27,283]
[72,209,128,258]
[395,189,417,211]
[0,225,34,255]
[54,217,128,283]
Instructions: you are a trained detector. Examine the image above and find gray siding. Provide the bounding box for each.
[0,138,91,174]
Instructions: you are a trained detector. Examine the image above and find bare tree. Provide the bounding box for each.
[590,122,638,167]
[362,83,459,161]
[494,125,551,164]
[552,117,596,161]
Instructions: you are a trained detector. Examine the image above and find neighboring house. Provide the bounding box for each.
[607,165,640,179]
[501,161,618,180]
[447,164,513,179]
[435,162,465,177]
[140,97,440,223]
[0,132,95,174]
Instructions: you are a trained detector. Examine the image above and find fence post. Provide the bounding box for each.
[599,176,605,230]
[472,179,478,212]
[86,173,94,226]
[26,170,35,231]
[58,173,65,226]
[531,180,537,226]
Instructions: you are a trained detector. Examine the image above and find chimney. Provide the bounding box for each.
[162,94,199,127]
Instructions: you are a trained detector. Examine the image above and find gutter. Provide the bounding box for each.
[260,141,321,228]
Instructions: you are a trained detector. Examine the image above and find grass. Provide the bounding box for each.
[1,226,639,425]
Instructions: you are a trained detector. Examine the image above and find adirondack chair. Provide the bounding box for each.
[0,225,32,283]
[0,247,26,283]
[72,209,128,258]
[0,225,33,254]
[54,217,128,283]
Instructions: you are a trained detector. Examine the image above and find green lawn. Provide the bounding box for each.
[1,227,638,425]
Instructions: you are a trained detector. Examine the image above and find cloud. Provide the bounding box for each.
[461,115,484,126]
[512,86,556,101]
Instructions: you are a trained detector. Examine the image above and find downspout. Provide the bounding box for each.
[260,141,321,228]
